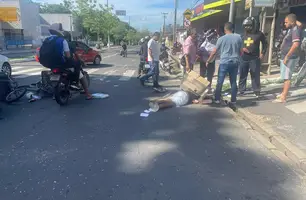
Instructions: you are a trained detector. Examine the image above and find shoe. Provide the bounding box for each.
[238,91,245,96]
[137,74,141,79]
[214,100,221,104]
[153,87,164,93]
[254,92,260,98]
[140,79,145,86]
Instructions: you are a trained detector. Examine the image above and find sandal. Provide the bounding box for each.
[273,98,286,103]
[86,95,93,100]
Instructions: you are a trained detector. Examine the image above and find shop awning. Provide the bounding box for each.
[204,0,241,10]
[190,9,223,22]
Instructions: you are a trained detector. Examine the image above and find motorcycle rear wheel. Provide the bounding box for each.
[54,80,70,106]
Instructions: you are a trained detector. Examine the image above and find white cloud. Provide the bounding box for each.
[34,0,190,31]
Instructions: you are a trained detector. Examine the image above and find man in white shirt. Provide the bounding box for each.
[140,32,163,92]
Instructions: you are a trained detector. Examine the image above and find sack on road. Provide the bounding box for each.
[181,70,210,96]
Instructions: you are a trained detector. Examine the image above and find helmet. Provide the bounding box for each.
[243,17,256,32]
[145,36,150,40]
[62,31,72,42]
[140,38,144,43]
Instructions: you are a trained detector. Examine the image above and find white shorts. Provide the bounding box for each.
[169,91,189,107]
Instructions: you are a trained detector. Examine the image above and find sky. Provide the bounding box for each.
[34,0,201,31]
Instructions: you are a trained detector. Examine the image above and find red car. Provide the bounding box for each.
[35,41,102,65]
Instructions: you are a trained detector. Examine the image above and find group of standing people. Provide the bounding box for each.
[183,14,304,105]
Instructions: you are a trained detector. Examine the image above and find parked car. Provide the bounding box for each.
[0,54,12,77]
[35,41,102,65]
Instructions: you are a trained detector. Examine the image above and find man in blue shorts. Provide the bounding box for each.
[275,14,301,103]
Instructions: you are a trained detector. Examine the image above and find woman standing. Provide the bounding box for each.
[183,28,198,72]
[199,29,218,92]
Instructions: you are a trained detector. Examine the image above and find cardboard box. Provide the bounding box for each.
[181,70,210,96]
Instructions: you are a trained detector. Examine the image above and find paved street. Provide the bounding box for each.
[1,48,306,200]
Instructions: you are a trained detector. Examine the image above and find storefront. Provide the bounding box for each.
[189,0,242,33]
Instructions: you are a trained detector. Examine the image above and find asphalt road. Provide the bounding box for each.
[1,48,306,200]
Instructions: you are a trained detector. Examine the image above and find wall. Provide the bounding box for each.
[19,0,41,46]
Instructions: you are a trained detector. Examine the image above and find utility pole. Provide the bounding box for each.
[161,12,168,38]
[249,0,253,17]
[228,0,235,23]
[107,0,110,48]
[173,0,177,44]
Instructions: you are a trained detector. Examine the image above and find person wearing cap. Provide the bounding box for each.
[46,24,92,99]
[140,32,163,92]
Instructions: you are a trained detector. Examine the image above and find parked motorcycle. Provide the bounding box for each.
[159,50,171,73]
[120,49,127,57]
[50,65,90,106]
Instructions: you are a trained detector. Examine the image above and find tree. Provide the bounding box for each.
[112,21,128,44]
[39,3,72,13]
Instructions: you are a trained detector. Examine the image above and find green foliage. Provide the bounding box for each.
[40,0,149,43]
[39,3,72,13]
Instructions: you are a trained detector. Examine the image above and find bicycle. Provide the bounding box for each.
[4,75,27,103]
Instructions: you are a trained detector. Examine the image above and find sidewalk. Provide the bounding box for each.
[171,53,306,172]
[232,83,306,172]
[170,54,296,86]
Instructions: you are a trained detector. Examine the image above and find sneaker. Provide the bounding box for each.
[137,74,141,79]
[214,100,221,104]
[254,92,260,98]
[238,91,245,96]
[153,87,164,93]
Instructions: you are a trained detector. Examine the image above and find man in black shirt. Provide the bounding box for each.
[239,17,268,97]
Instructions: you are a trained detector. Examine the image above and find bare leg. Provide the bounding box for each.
[281,80,290,101]
[80,77,92,99]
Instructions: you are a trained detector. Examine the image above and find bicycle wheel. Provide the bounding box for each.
[5,87,27,103]
[294,62,306,87]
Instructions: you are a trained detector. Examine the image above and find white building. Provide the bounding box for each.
[40,13,81,40]
[0,0,41,48]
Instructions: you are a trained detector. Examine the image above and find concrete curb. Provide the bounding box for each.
[232,105,306,173]
[10,58,36,64]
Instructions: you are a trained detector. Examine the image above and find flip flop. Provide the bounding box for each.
[272,98,286,103]
[86,95,93,100]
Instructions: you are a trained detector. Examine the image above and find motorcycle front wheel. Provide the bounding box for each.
[54,79,70,106]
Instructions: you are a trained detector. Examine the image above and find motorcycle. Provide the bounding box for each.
[49,64,90,106]
[159,50,171,73]
[120,48,127,57]
[171,42,182,55]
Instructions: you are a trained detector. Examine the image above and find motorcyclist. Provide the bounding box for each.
[238,17,268,97]
[121,42,127,56]
[138,37,149,78]
[46,24,92,99]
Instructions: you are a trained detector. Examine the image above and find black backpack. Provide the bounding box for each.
[39,36,65,68]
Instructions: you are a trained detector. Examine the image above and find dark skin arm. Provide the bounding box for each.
[260,32,268,59]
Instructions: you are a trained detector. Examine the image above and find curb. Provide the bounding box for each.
[10,58,36,64]
[232,105,306,173]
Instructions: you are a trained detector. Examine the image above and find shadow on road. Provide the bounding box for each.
[0,73,305,199]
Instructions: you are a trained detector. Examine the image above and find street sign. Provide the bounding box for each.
[0,7,18,22]
[245,0,253,10]
[253,0,274,7]
[183,9,192,20]
[115,10,126,16]
[184,19,191,28]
